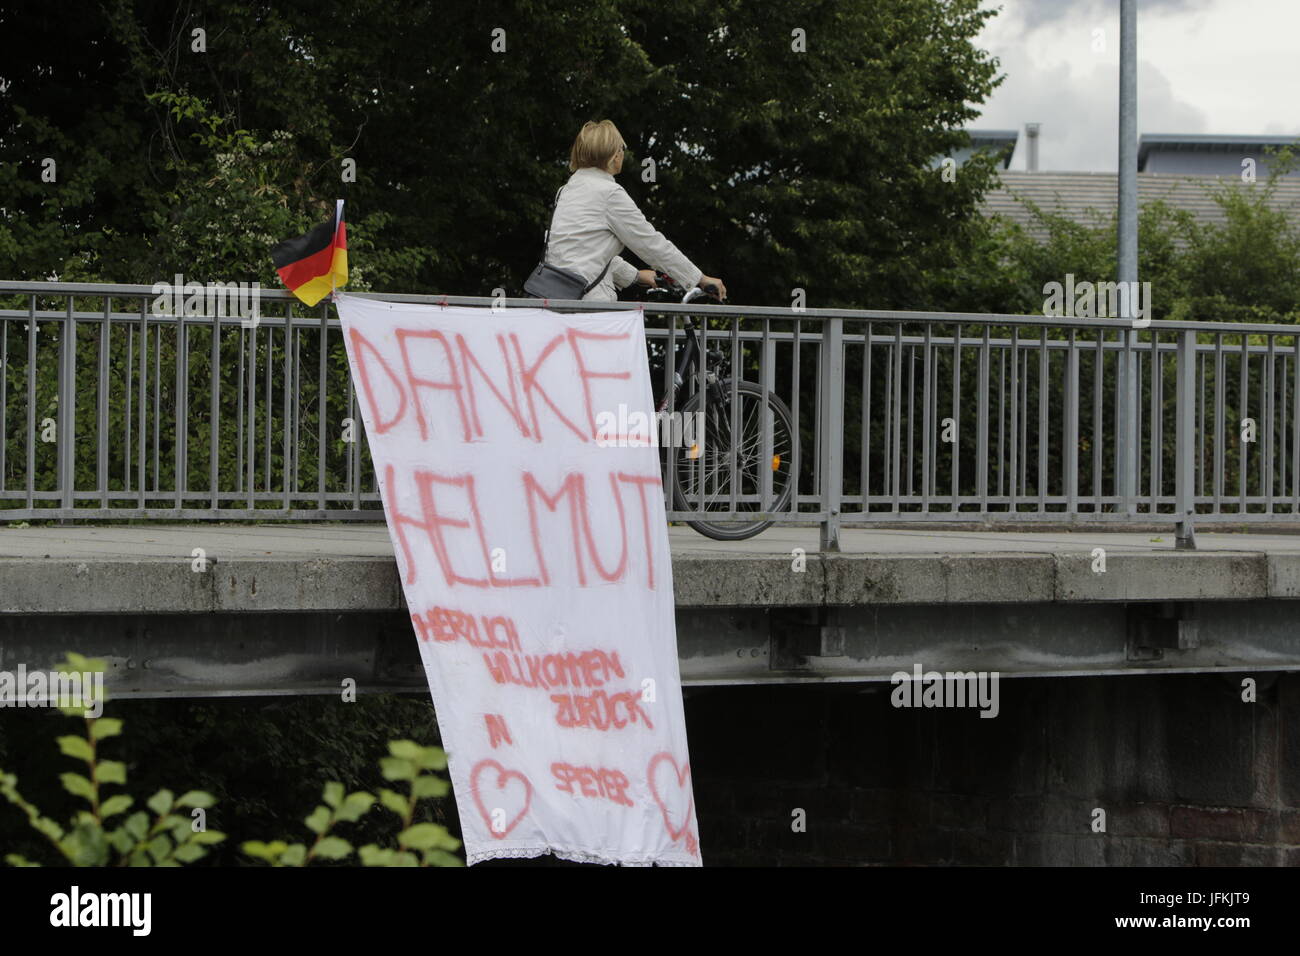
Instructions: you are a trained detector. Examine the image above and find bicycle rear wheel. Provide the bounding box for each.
[669,380,795,541]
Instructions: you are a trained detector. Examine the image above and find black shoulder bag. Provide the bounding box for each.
[522,186,612,300]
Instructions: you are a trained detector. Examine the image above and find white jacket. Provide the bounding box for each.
[544,166,703,302]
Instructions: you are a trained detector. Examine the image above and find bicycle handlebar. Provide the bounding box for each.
[650,272,726,304]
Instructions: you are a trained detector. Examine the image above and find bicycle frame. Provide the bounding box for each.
[640,281,796,540]
[655,286,723,416]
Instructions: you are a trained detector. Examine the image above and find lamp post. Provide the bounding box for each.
[1118,0,1138,512]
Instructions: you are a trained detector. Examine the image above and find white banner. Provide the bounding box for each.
[335,294,700,866]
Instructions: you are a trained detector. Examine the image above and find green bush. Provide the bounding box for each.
[0,653,225,866]
[242,740,462,867]
[1,654,462,867]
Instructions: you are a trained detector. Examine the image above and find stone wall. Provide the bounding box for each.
[686,673,1300,865]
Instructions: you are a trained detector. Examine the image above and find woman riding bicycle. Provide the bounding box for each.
[543,120,727,304]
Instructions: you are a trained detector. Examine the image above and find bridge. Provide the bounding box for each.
[2,522,1300,698]
[4,281,1298,532]
[3,280,1300,695]
[6,281,1300,866]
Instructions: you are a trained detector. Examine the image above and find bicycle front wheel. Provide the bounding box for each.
[669,380,796,541]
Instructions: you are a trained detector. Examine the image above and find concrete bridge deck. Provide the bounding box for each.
[1,524,1298,613]
[2,525,1299,695]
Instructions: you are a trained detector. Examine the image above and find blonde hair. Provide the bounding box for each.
[569,120,626,173]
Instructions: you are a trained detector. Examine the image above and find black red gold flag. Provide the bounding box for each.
[271,199,348,306]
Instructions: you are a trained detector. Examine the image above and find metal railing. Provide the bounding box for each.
[4,280,1300,548]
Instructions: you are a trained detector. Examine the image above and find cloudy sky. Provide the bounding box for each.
[973,0,1300,171]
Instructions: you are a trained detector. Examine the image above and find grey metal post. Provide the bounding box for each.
[819,316,845,552]
[1118,0,1139,512]
[58,296,77,512]
[1176,329,1198,548]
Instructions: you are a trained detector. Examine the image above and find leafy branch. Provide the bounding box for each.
[0,653,225,867]
[243,740,461,867]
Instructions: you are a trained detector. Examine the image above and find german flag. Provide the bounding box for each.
[272,200,348,306]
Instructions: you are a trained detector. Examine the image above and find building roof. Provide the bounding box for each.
[1139,134,1299,170]
[981,170,1300,242]
[958,129,1019,169]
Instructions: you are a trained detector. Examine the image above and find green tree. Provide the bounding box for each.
[2,0,1003,308]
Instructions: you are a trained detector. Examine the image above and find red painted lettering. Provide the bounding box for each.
[396,328,471,442]
[549,689,655,731]
[348,328,408,435]
[386,466,543,589]
[522,471,640,587]
[483,649,625,690]
[565,328,632,439]
[550,762,634,807]
[509,332,588,441]
[485,714,513,749]
[457,333,531,438]
[617,471,661,590]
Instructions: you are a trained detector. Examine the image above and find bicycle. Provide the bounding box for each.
[640,273,796,541]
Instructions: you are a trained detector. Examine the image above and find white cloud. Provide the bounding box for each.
[972,0,1300,171]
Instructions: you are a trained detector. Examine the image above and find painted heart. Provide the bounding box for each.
[470,759,533,840]
[647,751,696,844]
